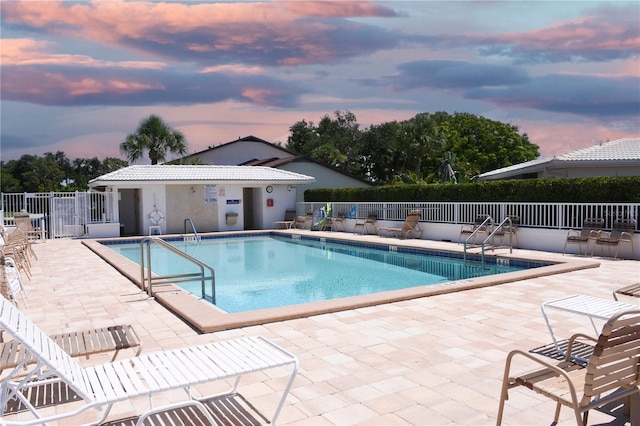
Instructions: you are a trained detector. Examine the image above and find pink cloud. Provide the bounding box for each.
[282,1,398,18]
[488,14,639,60]
[1,1,397,66]
[1,68,162,102]
[1,38,165,69]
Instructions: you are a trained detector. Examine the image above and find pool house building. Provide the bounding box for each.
[84,165,316,237]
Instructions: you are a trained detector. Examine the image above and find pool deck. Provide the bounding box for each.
[3,232,640,425]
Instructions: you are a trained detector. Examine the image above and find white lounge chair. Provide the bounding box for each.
[1,255,28,308]
[541,294,638,362]
[0,295,298,425]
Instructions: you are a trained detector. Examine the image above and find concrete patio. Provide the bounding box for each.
[2,234,639,425]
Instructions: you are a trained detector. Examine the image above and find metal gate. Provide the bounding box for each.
[2,191,115,239]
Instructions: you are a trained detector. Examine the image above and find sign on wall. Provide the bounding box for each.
[204,185,217,204]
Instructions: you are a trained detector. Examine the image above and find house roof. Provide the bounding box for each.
[89,165,315,187]
[178,135,295,161]
[478,137,640,180]
[240,155,307,167]
[175,135,372,186]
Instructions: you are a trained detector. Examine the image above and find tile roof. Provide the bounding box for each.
[478,137,640,179]
[89,165,315,186]
[555,138,640,161]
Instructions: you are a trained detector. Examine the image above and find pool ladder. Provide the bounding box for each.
[463,216,514,268]
[183,218,200,243]
[139,236,215,302]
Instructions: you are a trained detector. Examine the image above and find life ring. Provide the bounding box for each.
[149,209,165,225]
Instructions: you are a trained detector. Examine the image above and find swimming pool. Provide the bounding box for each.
[104,234,540,313]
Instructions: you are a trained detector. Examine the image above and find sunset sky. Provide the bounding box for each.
[1,0,638,163]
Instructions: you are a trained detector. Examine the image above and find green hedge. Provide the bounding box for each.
[305,176,640,203]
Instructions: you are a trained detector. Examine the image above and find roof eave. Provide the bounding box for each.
[89,179,314,187]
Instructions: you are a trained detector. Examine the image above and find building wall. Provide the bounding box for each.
[279,162,369,202]
[256,184,298,228]
[139,184,167,236]
[215,184,244,231]
[556,166,640,178]
[165,184,218,233]
[198,141,288,165]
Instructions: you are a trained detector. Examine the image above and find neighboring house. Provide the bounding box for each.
[88,165,314,236]
[478,137,640,181]
[177,135,371,201]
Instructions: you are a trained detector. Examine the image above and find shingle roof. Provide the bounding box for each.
[478,137,640,179]
[89,165,315,186]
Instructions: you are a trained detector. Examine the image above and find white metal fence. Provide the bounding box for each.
[299,202,639,231]
[2,192,638,238]
[2,192,115,239]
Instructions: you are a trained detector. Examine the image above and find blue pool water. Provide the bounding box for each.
[106,235,539,313]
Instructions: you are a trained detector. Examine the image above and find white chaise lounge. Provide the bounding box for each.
[0,295,298,425]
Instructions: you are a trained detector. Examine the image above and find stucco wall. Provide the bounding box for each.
[165,184,218,233]
[216,185,244,231]
[258,184,298,228]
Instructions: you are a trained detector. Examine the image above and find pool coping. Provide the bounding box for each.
[82,230,600,333]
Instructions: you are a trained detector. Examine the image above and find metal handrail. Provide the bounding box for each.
[479,217,515,267]
[485,217,514,253]
[463,216,493,266]
[184,218,200,242]
[139,236,214,302]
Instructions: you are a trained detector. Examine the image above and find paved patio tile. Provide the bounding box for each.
[1,236,638,425]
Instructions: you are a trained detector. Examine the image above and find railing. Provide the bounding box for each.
[299,202,639,231]
[183,218,200,243]
[2,192,638,237]
[463,215,493,267]
[2,191,115,239]
[139,236,215,302]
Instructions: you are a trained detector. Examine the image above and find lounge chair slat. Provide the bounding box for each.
[0,295,298,425]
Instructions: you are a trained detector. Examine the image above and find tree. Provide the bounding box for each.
[286,119,319,156]
[120,115,187,165]
[439,113,539,179]
[284,110,539,185]
[404,113,443,175]
[1,152,128,193]
[360,120,404,184]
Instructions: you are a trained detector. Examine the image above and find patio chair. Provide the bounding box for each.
[377,210,423,239]
[458,214,491,245]
[294,211,313,229]
[591,219,636,259]
[273,208,297,229]
[493,215,519,248]
[0,295,298,425]
[497,308,640,425]
[563,218,603,256]
[330,211,347,232]
[12,212,45,243]
[4,228,38,274]
[353,214,378,235]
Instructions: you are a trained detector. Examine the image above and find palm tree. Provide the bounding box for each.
[120,115,187,165]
